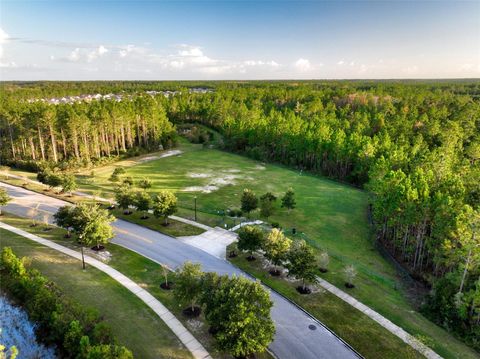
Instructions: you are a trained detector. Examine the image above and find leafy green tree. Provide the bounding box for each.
[201,274,275,358]
[260,197,273,219]
[71,203,115,250]
[152,190,177,225]
[134,191,151,219]
[287,240,317,292]
[137,177,152,190]
[115,186,135,214]
[109,167,125,183]
[0,188,11,215]
[281,187,296,213]
[241,188,258,218]
[174,261,203,315]
[53,205,75,237]
[237,225,264,260]
[122,176,134,187]
[263,228,292,274]
[61,174,78,196]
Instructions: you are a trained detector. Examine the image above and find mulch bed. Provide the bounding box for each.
[319,268,328,273]
[269,269,281,276]
[160,282,174,290]
[91,245,105,251]
[345,283,355,289]
[182,306,201,318]
[246,255,256,261]
[228,251,238,258]
[296,286,312,295]
[140,215,149,220]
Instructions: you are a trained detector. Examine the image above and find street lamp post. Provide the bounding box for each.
[81,246,86,270]
[194,196,197,222]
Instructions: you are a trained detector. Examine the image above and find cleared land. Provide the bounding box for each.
[4,140,478,358]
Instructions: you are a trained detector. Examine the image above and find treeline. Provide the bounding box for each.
[161,82,480,348]
[0,95,176,167]
[0,247,133,358]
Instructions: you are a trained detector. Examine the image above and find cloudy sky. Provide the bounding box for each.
[1,0,479,80]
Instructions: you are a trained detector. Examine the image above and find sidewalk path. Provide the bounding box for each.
[178,227,237,259]
[316,276,441,359]
[0,221,211,359]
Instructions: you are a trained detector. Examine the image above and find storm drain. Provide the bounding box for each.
[308,324,317,330]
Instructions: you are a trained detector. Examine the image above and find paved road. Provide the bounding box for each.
[1,182,360,359]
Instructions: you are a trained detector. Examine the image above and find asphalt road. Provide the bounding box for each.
[0,182,360,359]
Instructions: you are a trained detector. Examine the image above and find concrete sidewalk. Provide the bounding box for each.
[178,227,237,259]
[315,276,441,359]
[0,221,211,359]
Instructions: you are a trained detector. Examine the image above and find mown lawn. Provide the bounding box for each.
[0,229,191,359]
[111,208,205,237]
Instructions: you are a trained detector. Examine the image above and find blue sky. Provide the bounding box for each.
[1,0,479,80]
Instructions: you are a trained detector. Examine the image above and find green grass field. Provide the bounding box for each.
[0,229,191,359]
[5,140,478,358]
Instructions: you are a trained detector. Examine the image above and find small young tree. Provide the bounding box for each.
[71,203,115,250]
[241,189,258,218]
[115,186,135,214]
[344,265,357,288]
[53,205,75,237]
[0,188,11,216]
[201,274,275,358]
[122,176,134,187]
[160,264,172,290]
[46,172,63,192]
[260,199,273,219]
[237,225,264,261]
[287,240,317,293]
[109,167,125,183]
[61,174,78,196]
[152,190,177,225]
[137,177,152,190]
[319,252,330,273]
[281,187,296,213]
[27,205,39,227]
[174,261,203,316]
[135,191,152,219]
[263,228,292,275]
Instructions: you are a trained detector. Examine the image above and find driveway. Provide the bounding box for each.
[0,182,360,359]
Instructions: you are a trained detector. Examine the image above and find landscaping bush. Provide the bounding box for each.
[0,247,132,359]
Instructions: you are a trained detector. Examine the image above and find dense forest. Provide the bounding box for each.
[1,80,479,348]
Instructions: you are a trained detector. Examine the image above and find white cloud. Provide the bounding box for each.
[0,28,11,59]
[294,58,311,72]
[402,65,419,75]
[67,48,81,62]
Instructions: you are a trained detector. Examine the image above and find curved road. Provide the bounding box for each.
[0,182,360,359]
